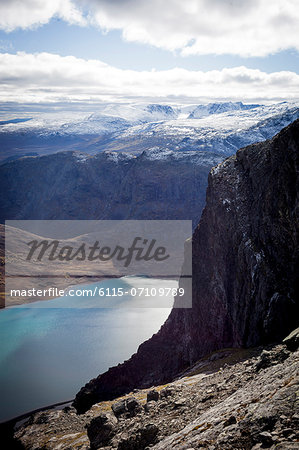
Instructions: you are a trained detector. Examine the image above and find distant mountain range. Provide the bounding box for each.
[0,101,298,162]
[1,101,299,227]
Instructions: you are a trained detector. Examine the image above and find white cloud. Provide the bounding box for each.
[0,0,299,57]
[0,52,298,103]
[0,0,85,32]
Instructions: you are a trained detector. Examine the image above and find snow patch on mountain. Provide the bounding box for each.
[74,152,90,163]
[93,151,137,163]
[141,147,223,166]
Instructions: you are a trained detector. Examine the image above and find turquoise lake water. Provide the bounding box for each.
[0,277,175,422]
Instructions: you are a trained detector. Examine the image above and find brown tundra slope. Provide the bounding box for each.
[72,119,298,413]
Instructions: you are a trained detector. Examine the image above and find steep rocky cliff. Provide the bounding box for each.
[74,119,299,414]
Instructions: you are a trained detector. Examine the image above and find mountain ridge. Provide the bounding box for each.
[1,101,298,162]
[0,148,222,226]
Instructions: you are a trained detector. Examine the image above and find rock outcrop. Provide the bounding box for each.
[74,119,299,414]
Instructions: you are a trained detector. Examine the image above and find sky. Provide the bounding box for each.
[0,0,299,104]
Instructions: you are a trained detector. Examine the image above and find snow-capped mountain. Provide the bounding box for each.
[97,101,299,156]
[0,101,298,162]
[0,103,179,141]
[188,101,259,119]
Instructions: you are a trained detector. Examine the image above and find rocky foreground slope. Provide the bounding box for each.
[13,331,299,449]
[74,119,299,414]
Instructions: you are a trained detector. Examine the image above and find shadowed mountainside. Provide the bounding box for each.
[0,150,222,228]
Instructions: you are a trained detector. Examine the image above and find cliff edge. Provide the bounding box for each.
[74,119,299,414]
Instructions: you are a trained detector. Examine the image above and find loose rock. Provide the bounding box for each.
[147,390,159,402]
[87,413,117,449]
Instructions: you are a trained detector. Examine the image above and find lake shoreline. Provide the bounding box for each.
[1,274,119,309]
[0,399,74,450]
[1,398,74,427]
[1,274,179,309]
[0,277,175,422]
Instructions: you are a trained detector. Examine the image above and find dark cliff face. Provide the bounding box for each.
[0,151,221,227]
[73,119,299,414]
